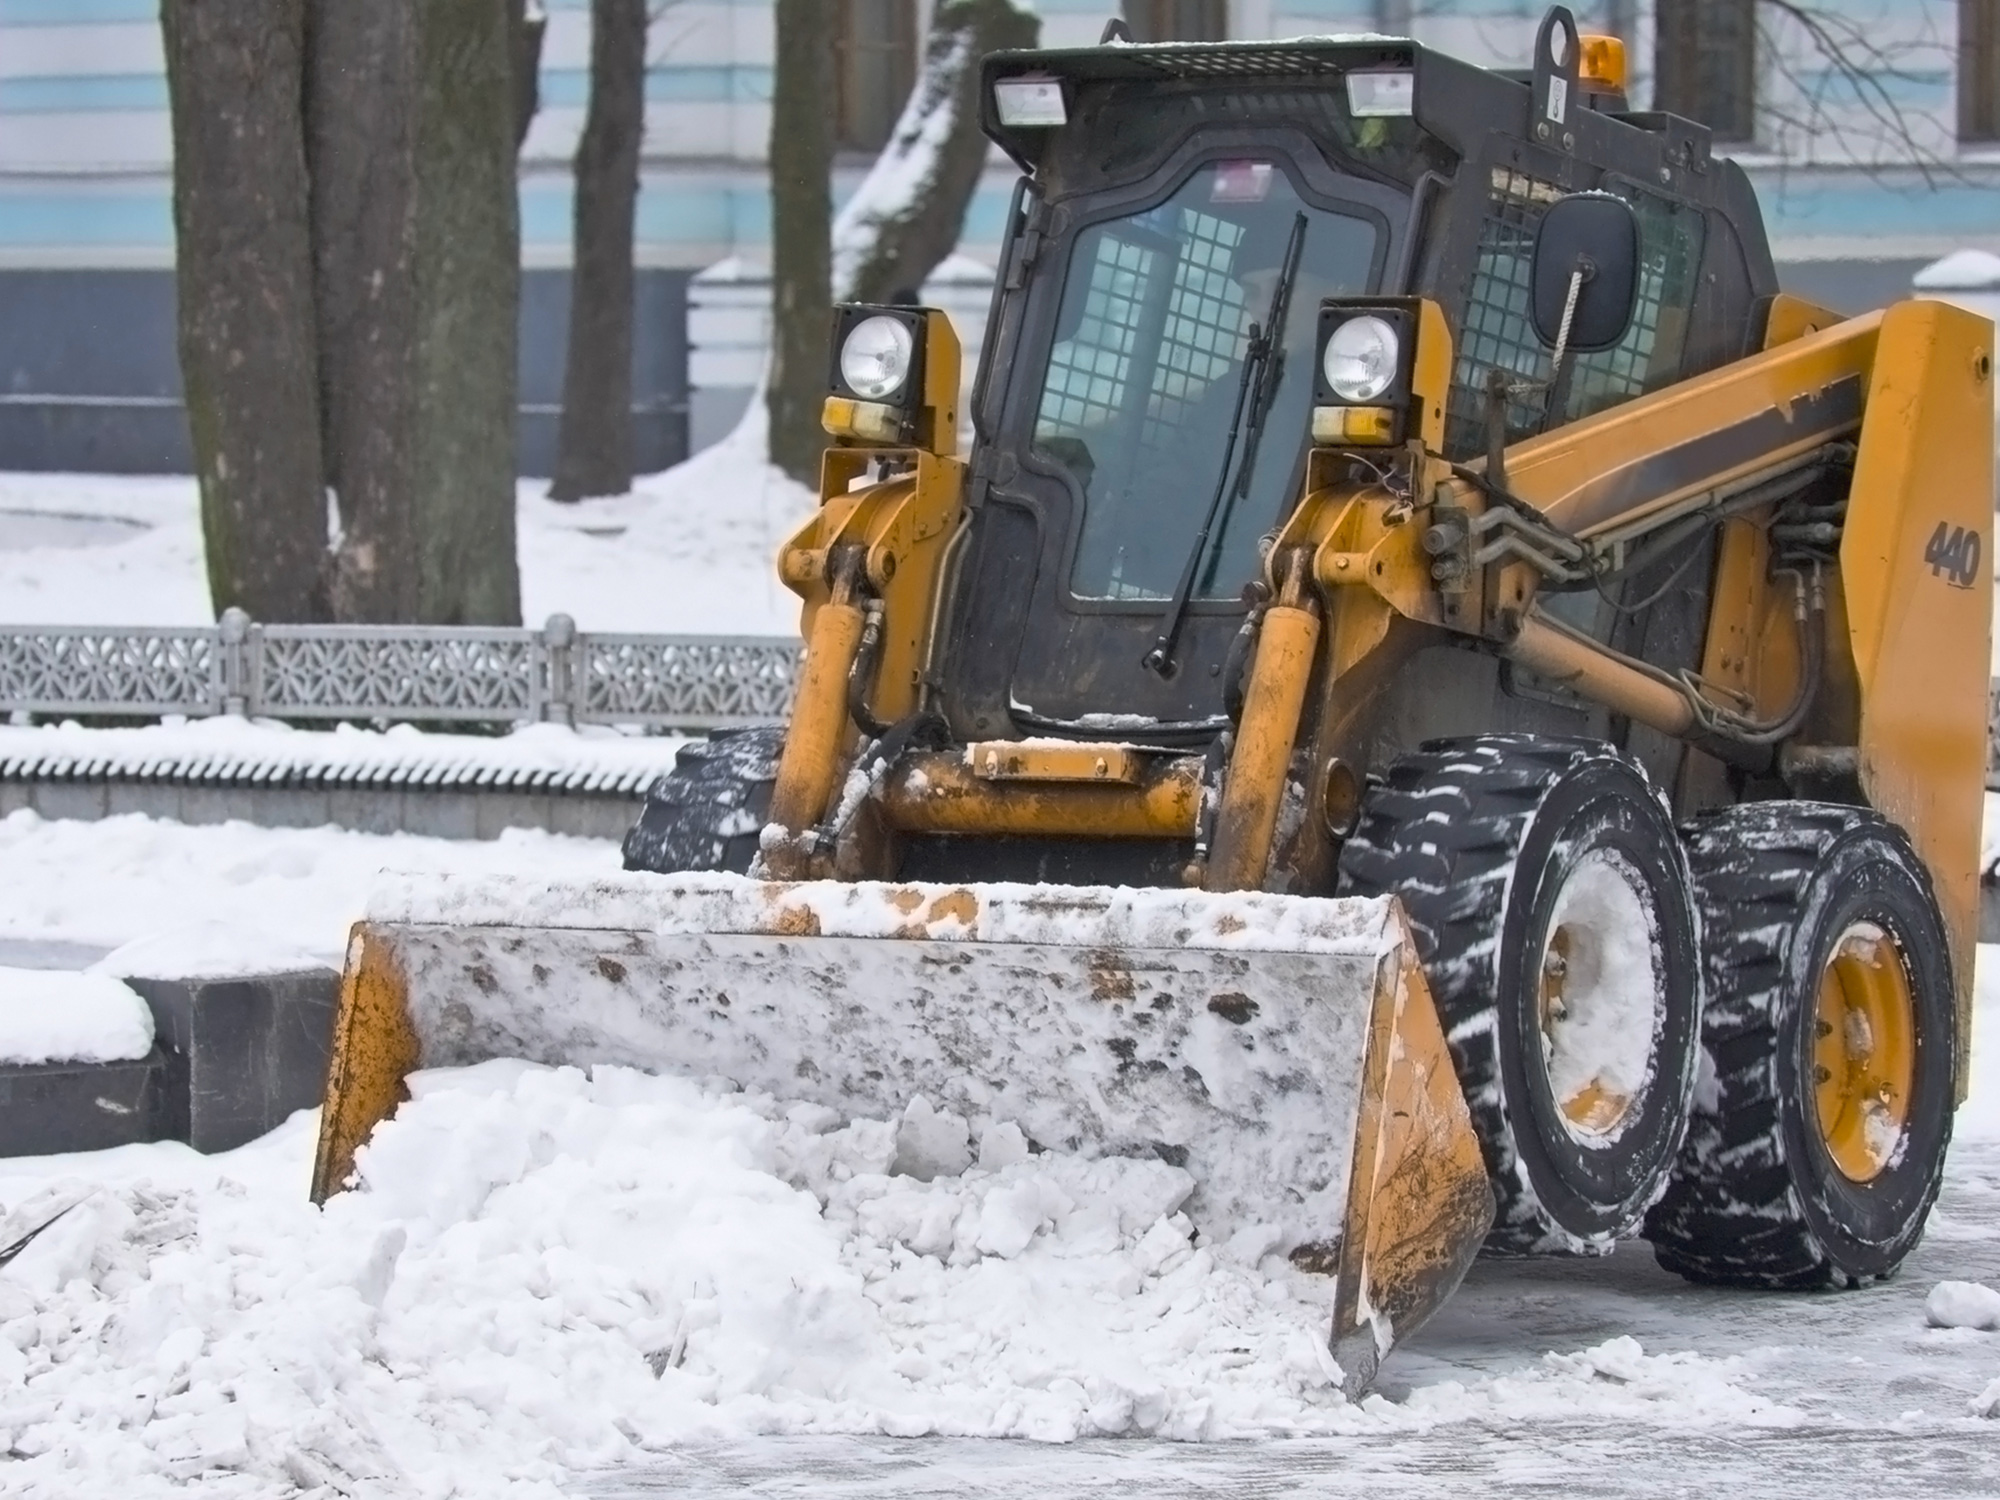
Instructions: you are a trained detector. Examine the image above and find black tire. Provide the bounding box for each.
[1645,804,1956,1289]
[620,724,783,874]
[1338,735,1703,1254]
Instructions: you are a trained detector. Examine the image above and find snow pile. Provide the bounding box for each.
[0,1061,1798,1498]
[0,452,812,635]
[0,809,620,970]
[0,969,153,1064]
[1915,248,2000,290]
[1927,1280,2000,1331]
[590,399,814,632]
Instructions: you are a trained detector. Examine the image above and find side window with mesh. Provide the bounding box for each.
[1035,208,1248,452]
[1027,160,1378,601]
[1445,168,1704,457]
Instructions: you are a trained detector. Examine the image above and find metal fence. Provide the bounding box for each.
[0,612,800,731]
[5,614,1999,763]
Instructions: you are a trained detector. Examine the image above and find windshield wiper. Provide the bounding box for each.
[1142,211,1308,679]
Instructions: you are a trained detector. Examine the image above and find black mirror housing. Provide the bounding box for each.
[1530,192,1640,353]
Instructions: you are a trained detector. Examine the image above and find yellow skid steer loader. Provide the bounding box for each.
[312,9,1992,1394]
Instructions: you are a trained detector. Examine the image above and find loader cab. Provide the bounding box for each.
[934,24,1777,747]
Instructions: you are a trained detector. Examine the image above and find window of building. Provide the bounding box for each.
[1653,0,1757,143]
[1122,1,1229,43]
[1963,0,2000,141]
[834,0,918,155]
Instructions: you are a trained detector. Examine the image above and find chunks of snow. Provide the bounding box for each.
[890,1095,972,1182]
[977,1119,1030,1171]
[1927,1279,2000,1331]
[1975,1375,2000,1418]
[0,968,153,1064]
[0,1063,1348,1493]
[0,1058,1823,1495]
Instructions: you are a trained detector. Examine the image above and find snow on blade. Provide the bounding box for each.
[364,875,1403,1253]
[367,869,1399,954]
[0,967,153,1064]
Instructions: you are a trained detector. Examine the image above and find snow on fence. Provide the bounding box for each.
[0,611,800,731]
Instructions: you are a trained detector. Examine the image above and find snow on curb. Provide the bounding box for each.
[0,718,691,795]
[0,968,153,1064]
[0,1061,1801,1498]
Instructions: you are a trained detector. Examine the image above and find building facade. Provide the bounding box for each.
[0,0,1993,467]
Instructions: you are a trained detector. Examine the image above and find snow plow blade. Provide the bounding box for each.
[310,873,1492,1393]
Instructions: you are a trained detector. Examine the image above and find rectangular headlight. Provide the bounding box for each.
[993,76,1067,128]
[1346,70,1415,118]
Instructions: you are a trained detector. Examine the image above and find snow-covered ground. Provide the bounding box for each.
[0,809,1999,1495]
[0,809,620,974]
[0,415,813,635]
[4,453,2000,1494]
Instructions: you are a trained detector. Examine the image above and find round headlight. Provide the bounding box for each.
[839,315,915,401]
[1321,315,1401,403]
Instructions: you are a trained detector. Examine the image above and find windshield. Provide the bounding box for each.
[1031,160,1380,602]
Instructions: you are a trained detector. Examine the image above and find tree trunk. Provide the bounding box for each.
[304,0,524,625]
[412,0,524,624]
[835,0,1039,305]
[511,0,548,149]
[549,0,647,502]
[161,0,326,622]
[766,0,835,486]
[306,0,419,621]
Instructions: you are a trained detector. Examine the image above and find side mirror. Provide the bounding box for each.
[1530,192,1639,353]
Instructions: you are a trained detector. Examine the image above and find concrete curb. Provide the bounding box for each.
[0,778,642,840]
[0,967,339,1159]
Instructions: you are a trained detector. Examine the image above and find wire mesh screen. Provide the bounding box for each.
[1033,210,1247,446]
[1142,212,1248,450]
[1445,168,1702,458]
[1446,169,1560,455]
[1035,236,1157,437]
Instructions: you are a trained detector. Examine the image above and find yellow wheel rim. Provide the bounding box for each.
[1536,851,1656,1141]
[1811,921,1915,1183]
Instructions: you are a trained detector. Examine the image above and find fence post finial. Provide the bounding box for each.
[542,613,577,727]
[218,607,252,717]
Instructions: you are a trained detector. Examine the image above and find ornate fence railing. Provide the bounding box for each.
[4,614,1997,769]
[0,611,800,731]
